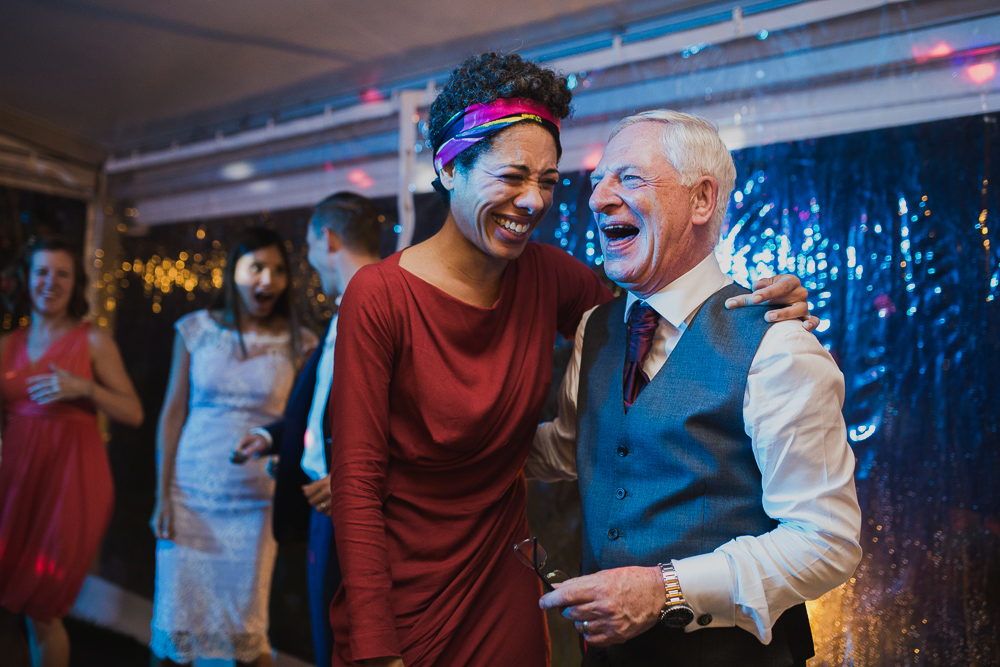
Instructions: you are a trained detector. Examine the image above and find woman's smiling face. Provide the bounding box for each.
[29,250,76,317]
[443,122,560,263]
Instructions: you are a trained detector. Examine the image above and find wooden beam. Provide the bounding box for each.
[0,106,106,168]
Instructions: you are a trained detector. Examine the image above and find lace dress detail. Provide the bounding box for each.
[151,310,317,663]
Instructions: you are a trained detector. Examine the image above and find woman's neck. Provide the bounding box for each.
[240,313,287,335]
[211,309,285,335]
[400,216,508,306]
[29,311,77,336]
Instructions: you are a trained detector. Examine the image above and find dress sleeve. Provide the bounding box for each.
[327,265,401,660]
[174,310,207,353]
[541,245,613,340]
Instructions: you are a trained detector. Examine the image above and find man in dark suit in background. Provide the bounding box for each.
[234,191,382,667]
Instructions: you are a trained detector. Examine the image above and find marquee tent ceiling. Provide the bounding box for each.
[1,0,750,153]
[4,0,997,215]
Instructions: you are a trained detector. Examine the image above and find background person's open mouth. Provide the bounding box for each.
[253,293,277,307]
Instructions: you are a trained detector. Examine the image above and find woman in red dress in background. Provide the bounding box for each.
[0,236,144,667]
[327,54,812,667]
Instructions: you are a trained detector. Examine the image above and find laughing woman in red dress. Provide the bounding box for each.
[327,54,813,667]
[328,55,596,667]
[0,236,144,667]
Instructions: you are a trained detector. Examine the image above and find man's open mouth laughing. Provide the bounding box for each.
[600,222,640,249]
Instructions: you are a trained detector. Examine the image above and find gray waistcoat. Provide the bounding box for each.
[576,283,813,667]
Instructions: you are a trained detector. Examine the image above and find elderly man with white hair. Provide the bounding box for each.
[530,110,863,667]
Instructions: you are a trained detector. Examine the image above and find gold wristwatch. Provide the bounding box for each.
[658,563,695,628]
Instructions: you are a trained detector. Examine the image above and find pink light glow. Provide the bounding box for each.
[928,42,953,58]
[348,168,374,189]
[967,62,997,85]
[582,149,603,171]
[911,41,952,62]
[35,554,64,577]
[359,88,385,104]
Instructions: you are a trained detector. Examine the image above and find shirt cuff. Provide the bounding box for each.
[672,551,736,632]
[249,427,274,449]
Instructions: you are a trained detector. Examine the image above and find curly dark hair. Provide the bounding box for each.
[429,52,573,195]
[3,236,90,322]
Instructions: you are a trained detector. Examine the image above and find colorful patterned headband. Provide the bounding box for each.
[432,97,562,174]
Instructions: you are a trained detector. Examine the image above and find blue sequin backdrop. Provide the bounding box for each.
[534,113,1000,665]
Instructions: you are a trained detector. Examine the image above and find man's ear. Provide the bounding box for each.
[689,176,719,227]
[438,162,458,192]
[325,228,343,253]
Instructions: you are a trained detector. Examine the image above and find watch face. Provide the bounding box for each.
[662,605,695,629]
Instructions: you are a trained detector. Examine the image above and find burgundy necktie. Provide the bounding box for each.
[623,302,660,413]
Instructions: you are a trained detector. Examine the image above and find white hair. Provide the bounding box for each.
[609,110,736,231]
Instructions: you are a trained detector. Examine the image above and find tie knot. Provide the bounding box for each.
[626,302,659,363]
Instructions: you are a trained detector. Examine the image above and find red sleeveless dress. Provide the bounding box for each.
[0,322,113,621]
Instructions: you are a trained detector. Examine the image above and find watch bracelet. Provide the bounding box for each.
[658,562,688,620]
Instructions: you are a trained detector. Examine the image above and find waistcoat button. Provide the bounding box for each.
[615,488,626,500]
[617,446,629,457]
[607,528,619,540]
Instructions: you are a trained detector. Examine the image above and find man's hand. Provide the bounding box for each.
[232,432,269,464]
[538,566,664,647]
[725,274,819,332]
[303,475,332,516]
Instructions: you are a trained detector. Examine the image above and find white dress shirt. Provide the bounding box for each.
[528,253,862,644]
[300,311,339,481]
[251,298,340,482]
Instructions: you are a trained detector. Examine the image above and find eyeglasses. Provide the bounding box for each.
[514,537,569,592]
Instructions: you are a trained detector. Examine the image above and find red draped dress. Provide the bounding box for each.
[328,242,612,666]
[0,322,113,622]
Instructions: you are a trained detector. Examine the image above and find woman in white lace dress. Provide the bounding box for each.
[150,228,317,667]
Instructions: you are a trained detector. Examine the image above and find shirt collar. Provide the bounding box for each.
[624,253,732,327]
